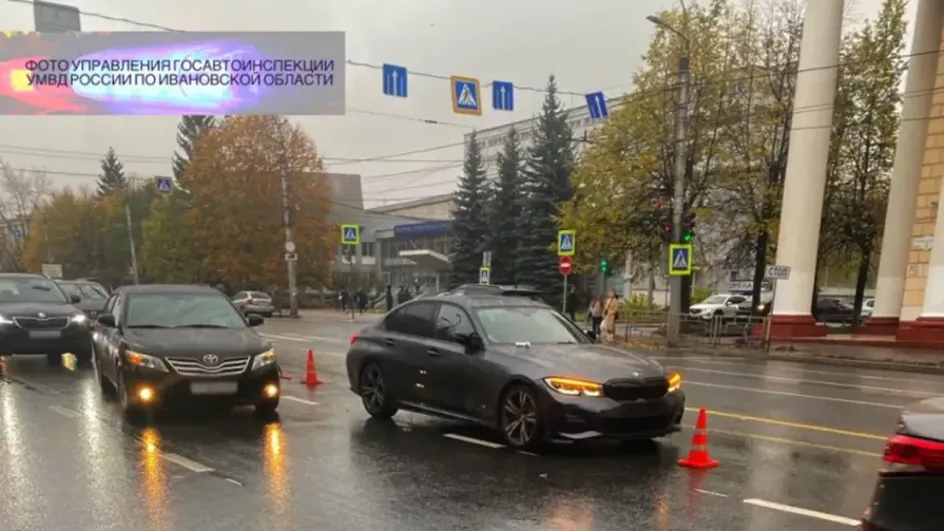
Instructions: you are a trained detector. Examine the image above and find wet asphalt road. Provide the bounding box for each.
[0,311,937,530]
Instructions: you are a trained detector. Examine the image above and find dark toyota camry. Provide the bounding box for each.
[91,284,281,420]
[345,295,684,449]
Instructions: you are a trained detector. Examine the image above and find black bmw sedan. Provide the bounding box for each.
[91,284,281,421]
[345,294,684,450]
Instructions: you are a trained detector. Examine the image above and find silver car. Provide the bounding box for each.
[231,291,275,318]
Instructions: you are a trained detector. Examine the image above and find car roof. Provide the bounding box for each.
[421,293,549,309]
[0,273,48,279]
[117,284,224,296]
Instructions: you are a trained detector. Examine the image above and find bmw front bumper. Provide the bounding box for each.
[539,386,686,441]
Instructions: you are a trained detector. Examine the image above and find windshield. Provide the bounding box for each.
[81,283,108,299]
[475,306,589,345]
[125,293,248,328]
[249,291,271,300]
[0,277,69,303]
[58,283,82,299]
[701,295,728,305]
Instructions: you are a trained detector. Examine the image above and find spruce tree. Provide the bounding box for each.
[172,115,216,183]
[97,147,127,196]
[448,131,489,287]
[488,128,523,285]
[514,76,575,304]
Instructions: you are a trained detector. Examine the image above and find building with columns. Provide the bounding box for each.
[769,0,944,345]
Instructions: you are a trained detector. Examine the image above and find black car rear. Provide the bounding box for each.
[862,397,944,530]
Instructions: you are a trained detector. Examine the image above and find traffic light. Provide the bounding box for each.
[682,211,696,243]
[599,258,611,275]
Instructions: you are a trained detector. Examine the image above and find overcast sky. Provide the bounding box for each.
[0,0,914,208]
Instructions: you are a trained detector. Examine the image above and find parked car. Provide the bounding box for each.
[56,279,109,319]
[689,294,746,321]
[736,295,774,317]
[861,298,875,319]
[861,396,943,530]
[813,297,856,324]
[231,291,275,318]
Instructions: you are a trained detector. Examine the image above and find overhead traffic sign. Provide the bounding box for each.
[492,80,514,111]
[557,230,576,257]
[559,256,572,276]
[479,266,490,285]
[668,244,692,276]
[451,75,482,115]
[341,224,360,245]
[382,63,408,97]
[585,92,609,120]
[155,177,173,194]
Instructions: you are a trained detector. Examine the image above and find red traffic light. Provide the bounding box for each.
[662,225,672,232]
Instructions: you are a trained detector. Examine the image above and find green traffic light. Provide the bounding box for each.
[683,232,694,243]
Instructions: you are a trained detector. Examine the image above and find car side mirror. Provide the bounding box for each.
[456,332,483,352]
[70,294,81,304]
[96,314,116,328]
[247,314,264,327]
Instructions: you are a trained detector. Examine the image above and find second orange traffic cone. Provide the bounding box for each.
[300,349,323,386]
[677,408,719,469]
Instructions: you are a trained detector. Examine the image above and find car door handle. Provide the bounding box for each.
[384,338,396,346]
[426,348,440,357]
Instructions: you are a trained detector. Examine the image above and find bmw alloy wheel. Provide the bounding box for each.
[501,388,540,448]
[360,365,396,419]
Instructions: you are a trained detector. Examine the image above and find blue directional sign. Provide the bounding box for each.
[451,75,482,116]
[479,266,490,285]
[492,80,514,111]
[341,223,360,246]
[557,230,576,257]
[669,243,693,276]
[11,228,22,240]
[155,176,173,194]
[382,63,408,97]
[585,91,609,120]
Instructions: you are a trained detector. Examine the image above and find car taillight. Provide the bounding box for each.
[247,298,255,305]
[350,334,358,345]
[882,434,944,473]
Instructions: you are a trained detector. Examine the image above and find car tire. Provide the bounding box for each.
[498,384,544,451]
[74,347,93,369]
[359,363,397,419]
[255,399,279,418]
[117,371,146,423]
[94,352,116,399]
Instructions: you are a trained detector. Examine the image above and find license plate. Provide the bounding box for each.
[190,381,238,395]
[29,330,61,339]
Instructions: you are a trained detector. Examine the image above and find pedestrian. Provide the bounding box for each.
[357,289,367,314]
[566,285,577,321]
[590,297,604,341]
[384,284,394,311]
[396,285,410,305]
[602,289,619,342]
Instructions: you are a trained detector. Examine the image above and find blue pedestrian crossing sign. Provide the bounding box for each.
[479,266,490,285]
[557,230,576,257]
[155,177,173,194]
[451,75,482,116]
[341,224,360,246]
[669,244,693,276]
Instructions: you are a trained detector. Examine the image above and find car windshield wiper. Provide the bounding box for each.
[172,324,230,329]
[127,324,172,329]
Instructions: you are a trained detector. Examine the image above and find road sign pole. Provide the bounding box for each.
[562,274,568,315]
[667,53,691,346]
[124,202,140,285]
[764,281,778,352]
[279,155,298,318]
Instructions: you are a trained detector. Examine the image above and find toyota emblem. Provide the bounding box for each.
[37,312,46,319]
[202,354,219,365]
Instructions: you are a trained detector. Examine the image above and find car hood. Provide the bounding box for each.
[0,301,79,316]
[124,327,270,359]
[900,397,944,442]
[689,304,719,312]
[491,342,665,382]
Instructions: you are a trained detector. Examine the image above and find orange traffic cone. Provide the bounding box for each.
[300,349,323,386]
[677,408,719,469]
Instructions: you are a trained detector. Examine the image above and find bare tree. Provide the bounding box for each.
[0,161,51,271]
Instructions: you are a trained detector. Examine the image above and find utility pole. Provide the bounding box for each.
[667,53,691,344]
[124,201,139,284]
[42,219,53,263]
[279,154,299,318]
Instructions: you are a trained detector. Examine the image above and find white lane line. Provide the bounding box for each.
[443,433,505,449]
[676,367,937,397]
[668,357,944,386]
[743,499,860,526]
[161,453,214,473]
[694,489,729,498]
[225,478,243,487]
[261,333,308,342]
[262,333,346,344]
[49,405,79,418]
[517,451,539,457]
[282,395,319,406]
[685,381,904,409]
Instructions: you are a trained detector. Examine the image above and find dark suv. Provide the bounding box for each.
[445,284,547,304]
[0,273,93,366]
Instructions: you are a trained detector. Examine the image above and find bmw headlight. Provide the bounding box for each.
[667,372,682,392]
[71,313,87,324]
[543,377,603,397]
[125,350,168,372]
[251,348,276,371]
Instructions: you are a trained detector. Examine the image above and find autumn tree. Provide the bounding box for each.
[173,115,216,185]
[487,128,523,285]
[0,163,49,271]
[141,192,199,283]
[449,131,489,287]
[184,116,335,289]
[97,147,127,196]
[21,189,102,276]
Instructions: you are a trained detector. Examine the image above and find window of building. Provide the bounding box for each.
[361,241,375,257]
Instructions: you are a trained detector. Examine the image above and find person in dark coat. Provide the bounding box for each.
[384,284,394,311]
[396,285,410,305]
[565,285,577,321]
[357,289,367,314]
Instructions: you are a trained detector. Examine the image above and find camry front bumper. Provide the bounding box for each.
[121,363,281,409]
[540,386,686,441]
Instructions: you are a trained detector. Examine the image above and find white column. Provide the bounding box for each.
[923,196,944,316]
[770,0,845,318]
[873,0,944,320]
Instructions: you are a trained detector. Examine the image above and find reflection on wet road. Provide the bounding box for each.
[0,313,934,529]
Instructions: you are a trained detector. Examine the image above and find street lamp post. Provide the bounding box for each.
[647,14,690,345]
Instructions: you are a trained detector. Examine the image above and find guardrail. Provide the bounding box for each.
[610,310,769,350]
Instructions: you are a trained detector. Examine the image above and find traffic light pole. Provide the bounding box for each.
[668,54,690,345]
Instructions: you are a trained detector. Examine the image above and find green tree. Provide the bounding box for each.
[173,115,216,184]
[96,147,127,196]
[487,127,523,285]
[141,193,199,283]
[515,76,574,303]
[448,130,489,287]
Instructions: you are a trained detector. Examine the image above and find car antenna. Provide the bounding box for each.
[514,341,531,348]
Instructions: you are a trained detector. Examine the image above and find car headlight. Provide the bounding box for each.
[667,372,682,392]
[542,377,602,397]
[251,348,276,371]
[125,350,168,372]
[71,313,87,324]
[0,314,12,325]
[757,304,766,311]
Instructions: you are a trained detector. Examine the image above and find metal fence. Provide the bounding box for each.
[610,310,770,351]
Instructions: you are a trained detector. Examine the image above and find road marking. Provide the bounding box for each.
[675,367,937,397]
[443,433,505,449]
[262,333,346,345]
[161,453,214,473]
[685,381,904,409]
[261,333,307,342]
[225,478,243,487]
[687,408,886,440]
[668,357,944,386]
[743,499,860,526]
[49,405,79,418]
[689,424,881,457]
[694,489,728,498]
[282,395,319,406]
[518,451,539,457]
